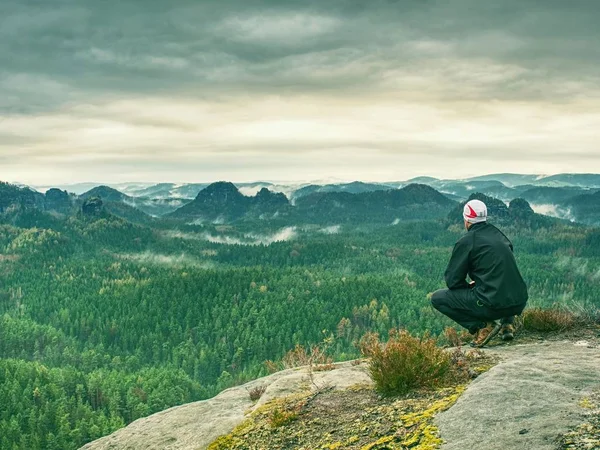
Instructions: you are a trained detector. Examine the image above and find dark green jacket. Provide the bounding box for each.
[445,222,528,308]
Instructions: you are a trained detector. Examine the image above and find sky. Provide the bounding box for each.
[1,0,600,185]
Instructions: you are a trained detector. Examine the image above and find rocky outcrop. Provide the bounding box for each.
[81,361,372,450]
[81,337,600,450]
[82,197,103,216]
[436,339,600,450]
[0,182,45,213]
[45,188,73,213]
[82,337,600,450]
[169,182,291,222]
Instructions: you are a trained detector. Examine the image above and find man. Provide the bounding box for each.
[431,199,528,347]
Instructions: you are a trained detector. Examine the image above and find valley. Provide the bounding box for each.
[1,174,600,449]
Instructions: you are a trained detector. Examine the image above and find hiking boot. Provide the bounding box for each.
[471,321,502,348]
[500,324,515,341]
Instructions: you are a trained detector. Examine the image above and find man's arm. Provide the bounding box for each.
[444,237,471,290]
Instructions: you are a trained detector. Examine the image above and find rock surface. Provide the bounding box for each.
[80,361,372,450]
[436,340,600,450]
[82,339,600,450]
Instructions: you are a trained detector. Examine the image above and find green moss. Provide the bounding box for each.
[578,397,593,409]
[207,382,474,449]
[360,435,396,450]
[269,407,298,428]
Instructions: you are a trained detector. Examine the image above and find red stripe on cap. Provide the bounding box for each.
[465,204,478,218]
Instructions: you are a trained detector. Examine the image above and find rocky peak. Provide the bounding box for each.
[45,188,73,213]
[82,197,103,216]
[196,182,244,204]
[508,198,534,217]
[45,188,69,201]
[0,181,44,212]
[253,187,289,205]
[80,186,127,202]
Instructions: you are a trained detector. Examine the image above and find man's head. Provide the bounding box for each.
[463,199,487,229]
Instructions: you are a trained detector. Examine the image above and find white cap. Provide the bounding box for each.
[463,199,487,224]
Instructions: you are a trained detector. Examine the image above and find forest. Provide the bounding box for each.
[1,182,600,449]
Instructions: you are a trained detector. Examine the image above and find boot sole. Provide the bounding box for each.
[501,333,514,341]
[471,321,503,348]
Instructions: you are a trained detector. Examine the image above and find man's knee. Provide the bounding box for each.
[430,289,449,310]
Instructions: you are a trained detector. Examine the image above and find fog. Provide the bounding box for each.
[530,204,575,222]
[118,251,212,267]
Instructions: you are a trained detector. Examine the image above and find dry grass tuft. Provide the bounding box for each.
[281,342,333,370]
[521,307,577,332]
[248,385,267,402]
[265,337,334,375]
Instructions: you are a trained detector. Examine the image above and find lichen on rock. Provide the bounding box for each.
[559,389,600,449]
[207,384,468,450]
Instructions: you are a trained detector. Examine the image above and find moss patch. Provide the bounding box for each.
[560,389,600,449]
[208,347,499,450]
[208,383,470,450]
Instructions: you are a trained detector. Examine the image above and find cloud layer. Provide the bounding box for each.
[2,0,600,184]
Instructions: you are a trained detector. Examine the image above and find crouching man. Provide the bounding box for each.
[431,199,528,347]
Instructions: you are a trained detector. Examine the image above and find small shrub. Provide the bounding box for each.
[248,385,267,402]
[266,337,335,389]
[282,341,333,369]
[264,360,280,374]
[359,330,454,396]
[283,344,311,368]
[521,308,577,332]
[313,362,335,372]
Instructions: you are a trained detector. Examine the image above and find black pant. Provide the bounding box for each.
[431,288,526,334]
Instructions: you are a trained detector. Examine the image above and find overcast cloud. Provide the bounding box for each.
[1,0,599,184]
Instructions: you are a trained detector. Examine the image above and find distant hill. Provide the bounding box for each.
[562,191,600,226]
[292,181,394,200]
[79,185,189,218]
[409,179,523,202]
[519,186,596,204]
[433,180,506,199]
[0,182,45,213]
[477,184,519,201]
[406,176,439,184]
[80,186,129,203]
[167,182,454,225]
[126,183,209,200]
[0,182,76,215]
[536,173,600,188]
[169,182,291,222]
[447,193,559,229]
[466,173,600,188]
[295,184,455,223]
[0,182,148,227]
[466,174,541,187]
[126,183,183,198]
[101,201,155,225]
